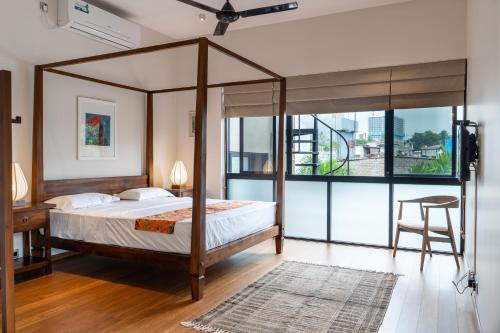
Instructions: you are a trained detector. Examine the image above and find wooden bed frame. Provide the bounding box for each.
[32,37,287,301]
[1,70,16,332]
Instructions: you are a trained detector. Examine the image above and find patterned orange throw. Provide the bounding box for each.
[134,201,253,234]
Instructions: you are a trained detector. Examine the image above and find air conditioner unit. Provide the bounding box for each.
[58,0,141,50]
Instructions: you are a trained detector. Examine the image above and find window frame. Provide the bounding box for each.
[391,106,458,179]
[225,117,278,200]
[224,107,463,255]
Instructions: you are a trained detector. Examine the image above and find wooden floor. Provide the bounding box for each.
[9,240,479,333]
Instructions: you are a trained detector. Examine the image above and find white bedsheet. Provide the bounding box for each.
[50,197,276,254]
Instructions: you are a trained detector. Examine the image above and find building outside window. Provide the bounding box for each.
[291,111,385,177]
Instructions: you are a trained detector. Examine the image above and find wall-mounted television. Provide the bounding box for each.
[457,121,479,182]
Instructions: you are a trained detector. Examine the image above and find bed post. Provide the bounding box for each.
[0,70,16,332]
[190,37,209,301]
[32,66,44,203]
[275,78,286,254]
[146,92,154,186]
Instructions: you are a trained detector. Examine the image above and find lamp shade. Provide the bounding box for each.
[170,161,188,187]
[12,162,28,202]
[262,159,273,174]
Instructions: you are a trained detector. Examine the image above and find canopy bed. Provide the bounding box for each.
[32,37,286,301]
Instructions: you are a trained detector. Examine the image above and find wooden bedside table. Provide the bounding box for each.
[168,187,193,198]
[13,203,55,275]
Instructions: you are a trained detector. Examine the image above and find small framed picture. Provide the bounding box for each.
[77,97,117,160]
[189,111,196,137]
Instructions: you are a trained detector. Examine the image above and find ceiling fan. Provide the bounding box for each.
[177,0,299,36]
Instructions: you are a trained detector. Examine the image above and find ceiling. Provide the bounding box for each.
[0,1,172,66]
[88,0,412,39]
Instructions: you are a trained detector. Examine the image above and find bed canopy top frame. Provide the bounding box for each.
[33,37,286,300]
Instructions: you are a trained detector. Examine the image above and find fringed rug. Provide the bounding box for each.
[182,261,399,333]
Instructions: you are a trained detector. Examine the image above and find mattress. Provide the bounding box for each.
[50,197,276,254]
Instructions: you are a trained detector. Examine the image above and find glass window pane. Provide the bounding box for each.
[285,181,327,240]
[393,184,461,252]
[394,107,453,176]
[227,118,240,173]
[330,183,389,246]
[227,179,273,202]
[291,111,385,177]
[242,117,274,173]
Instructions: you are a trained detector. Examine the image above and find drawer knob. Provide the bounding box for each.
[22,216,29,223]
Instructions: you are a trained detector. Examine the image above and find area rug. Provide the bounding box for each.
[182,261,399,333]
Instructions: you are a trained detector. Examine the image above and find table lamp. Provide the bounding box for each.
[12,162,28,207]
[170,160,188,189]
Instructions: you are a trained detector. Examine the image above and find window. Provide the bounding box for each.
[285,181,327,240]
[225,106,463,254]
[227,117,275,174]
[227,179,274,202]
[227,118,240,173]
[331,183,389,246]
[393,107,456,176]
[290,111,385,177]
[393,184,461,251]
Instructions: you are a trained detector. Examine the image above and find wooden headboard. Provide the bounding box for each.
[41,175,149,201]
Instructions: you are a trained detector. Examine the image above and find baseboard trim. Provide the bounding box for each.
[472,294,483,333]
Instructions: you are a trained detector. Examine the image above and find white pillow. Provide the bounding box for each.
[118,187,174,201]
[46,193,120,211]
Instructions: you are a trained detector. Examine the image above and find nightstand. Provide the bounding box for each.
[13,203,55,275]
[168,187,193,198]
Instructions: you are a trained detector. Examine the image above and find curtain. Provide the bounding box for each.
[223,59,466,117]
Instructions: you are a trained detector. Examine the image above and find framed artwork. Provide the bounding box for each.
[77,97,117,160]
[189,111,196,137]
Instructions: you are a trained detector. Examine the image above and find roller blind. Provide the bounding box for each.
[223,82,276,118]
[283,67,391,115]
[390,59,466,109]
[223,59,466,118]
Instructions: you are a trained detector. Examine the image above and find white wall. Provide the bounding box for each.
[153,93,178,188]
[43,74,146,180]
[174,0,466,198]
[465,1,500,332]
[0,51,33,190]
[174,89,224,199]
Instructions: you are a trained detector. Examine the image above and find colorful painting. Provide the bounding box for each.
[78,97,116,160]
[85,113,111,146]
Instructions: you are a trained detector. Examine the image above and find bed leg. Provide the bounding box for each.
[275,236,283,254]
[191,274,205,301]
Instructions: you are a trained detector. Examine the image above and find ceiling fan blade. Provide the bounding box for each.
[214,22,230,36]
[177,0,218,14]
[238,2,298,18]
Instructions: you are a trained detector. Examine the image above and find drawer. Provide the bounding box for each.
[13,210,48,233]
[181,190,193,198]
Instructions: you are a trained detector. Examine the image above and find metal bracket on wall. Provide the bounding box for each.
[11,116,21,124]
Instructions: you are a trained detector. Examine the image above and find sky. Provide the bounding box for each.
[318,107,459,139]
